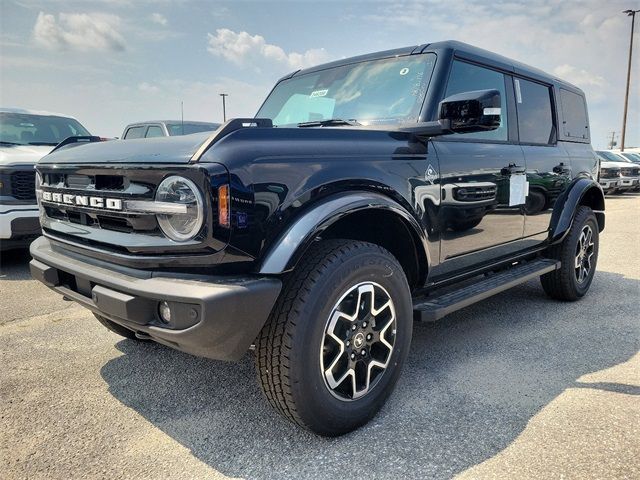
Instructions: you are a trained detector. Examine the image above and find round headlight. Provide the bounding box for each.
[155,176,204,242]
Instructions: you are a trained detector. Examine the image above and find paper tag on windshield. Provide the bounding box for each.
[509,173,528,206]
[310,89,328,98]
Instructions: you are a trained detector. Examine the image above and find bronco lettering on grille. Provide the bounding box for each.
[42,190,123,211]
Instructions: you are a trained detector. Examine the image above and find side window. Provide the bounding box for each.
[124,126,145,139]
[145,125,164,138]
[560,89,589,140]
[514,78,554,144]
[444,60,508,141]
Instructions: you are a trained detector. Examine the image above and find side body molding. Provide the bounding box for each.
[259,192,428,274]
[549,177,605,243]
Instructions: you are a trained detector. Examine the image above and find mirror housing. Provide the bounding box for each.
[394,89,502,139]
[438,89,501,133]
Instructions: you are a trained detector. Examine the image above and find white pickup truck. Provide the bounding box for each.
[0,108,92,250]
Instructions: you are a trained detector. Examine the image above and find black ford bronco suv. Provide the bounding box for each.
[30,41,604,436]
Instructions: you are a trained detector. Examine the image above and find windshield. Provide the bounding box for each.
[166,123,219,136]
[0,112,90,146]
[257,53,437,127]
[597,151,627,162]
[621,152,640,162]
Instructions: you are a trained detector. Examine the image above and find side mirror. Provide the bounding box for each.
[438,89,502,133]
[393,89,502,139]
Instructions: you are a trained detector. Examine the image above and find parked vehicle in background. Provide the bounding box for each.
[121,121,220,139]
[617,151,640,164]
[598,163,621,194]
[0,108,92,250]
[596,150,640,193]
[30,41,605,436]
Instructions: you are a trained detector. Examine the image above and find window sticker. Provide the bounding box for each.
[399,67,410,76]
[514,79,523,104]
[310,89,328,98]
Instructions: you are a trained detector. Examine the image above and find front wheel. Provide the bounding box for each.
[541,206,599,301]
[255,239,412,436]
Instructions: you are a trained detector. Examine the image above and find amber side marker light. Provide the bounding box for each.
[218,184,230,228]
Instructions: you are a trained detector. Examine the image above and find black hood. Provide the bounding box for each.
[38,132,212,165]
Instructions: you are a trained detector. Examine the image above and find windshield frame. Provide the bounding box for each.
[256,52,438,128]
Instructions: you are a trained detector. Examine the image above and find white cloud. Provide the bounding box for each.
[32,11,126,52]
[138,82,160,94]
[149,13,167,26]
[553,65,607,88]
[206,28,330,70]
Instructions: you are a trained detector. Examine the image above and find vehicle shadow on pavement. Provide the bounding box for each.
[100,270,639,480]
[0,248,33,280]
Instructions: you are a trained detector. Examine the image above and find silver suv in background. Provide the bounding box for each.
[122,120,220,139]
[0,107,92,250]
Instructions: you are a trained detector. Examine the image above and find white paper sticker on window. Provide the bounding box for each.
[514,79,522,104]
[509,173,528,206]
[310,89,328,98]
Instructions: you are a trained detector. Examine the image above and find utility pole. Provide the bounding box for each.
[219,93,229,122]
[621,9,639,152]
[609,131,617,150]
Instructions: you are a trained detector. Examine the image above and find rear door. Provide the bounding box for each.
[433,59,525,270]
[514,77,571,237]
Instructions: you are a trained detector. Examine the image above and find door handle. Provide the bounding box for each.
[501,164,526,175]
[553,163,571,174]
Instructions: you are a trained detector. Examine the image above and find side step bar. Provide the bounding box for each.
[413,258,560,322]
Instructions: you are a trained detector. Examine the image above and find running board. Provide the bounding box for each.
[413,259,560,322]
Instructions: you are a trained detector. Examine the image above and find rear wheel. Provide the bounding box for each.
[541,206,599,301]
[94,314,144,340]
[255,239,412,436]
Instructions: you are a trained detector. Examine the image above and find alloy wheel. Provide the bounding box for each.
[574,224,595,284]
[320,282,396,401]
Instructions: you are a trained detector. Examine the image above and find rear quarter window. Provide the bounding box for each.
[559,89,589,141]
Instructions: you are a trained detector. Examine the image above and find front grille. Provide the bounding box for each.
[11,171,36,200]
[454,185,497,202]
[600,168,620,179]
[621,167,640,177]
[36,165,219,257]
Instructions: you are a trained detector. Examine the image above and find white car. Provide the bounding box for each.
[0,107,92,250]
[596,150,640,193]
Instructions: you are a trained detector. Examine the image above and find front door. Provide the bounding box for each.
[433,60,526,272]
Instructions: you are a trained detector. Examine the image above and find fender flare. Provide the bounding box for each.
[549,177,605,243]
[258,192,429,275]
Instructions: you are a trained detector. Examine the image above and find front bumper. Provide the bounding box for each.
[29,236,282,361]
[0,204,40,249]
[618,177,639,190]
[598,179,619,192]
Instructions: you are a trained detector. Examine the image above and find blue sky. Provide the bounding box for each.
[1,0,638,148]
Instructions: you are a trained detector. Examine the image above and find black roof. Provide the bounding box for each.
[293,40,583,95]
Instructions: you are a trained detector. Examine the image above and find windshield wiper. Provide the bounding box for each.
[297,119,361,128]
[0,141,22,146]
[28,142,58,146]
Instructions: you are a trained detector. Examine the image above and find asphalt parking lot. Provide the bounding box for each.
[1,195,639,480]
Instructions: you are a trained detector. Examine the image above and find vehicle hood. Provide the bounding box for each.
[601,161,634,169]
[38,132,212,165]
[1,144,54,166]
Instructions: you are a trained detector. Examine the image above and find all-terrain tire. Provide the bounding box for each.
[255,239,412,436]
[541,206,599,301]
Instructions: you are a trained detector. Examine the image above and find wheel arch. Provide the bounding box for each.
[258,192,429,289]
[549,177,605,243]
